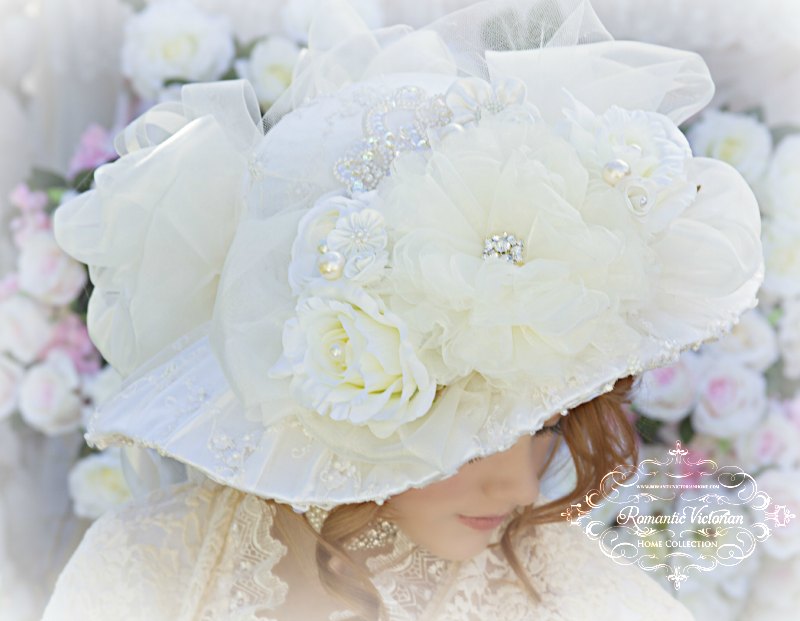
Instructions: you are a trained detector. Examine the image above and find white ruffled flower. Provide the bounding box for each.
[687,111,773,184]
[235,36,301,108]
[764,135,800,221]
[122,0,235,100]
[565,100,694,227]
[755,469,800,560]
[271,287,435,438]
[18,351,82,435]
[692,359,767,438]
[380,115,645,386]
[631,352,701,422]
[0,294,52,365]
[445,77,529,127]
[703,308,779,372]
[17,230,87,306]
[281,0,383,44]
[779,298,800,379]
[762,217,800,300]
[734,400,800,471]
[0,355,23,420]
[288,192,388,293]
[68,449,132,519]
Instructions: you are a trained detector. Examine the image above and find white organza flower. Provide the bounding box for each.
[703,308,779,373]
[68,449,132,519]
[565,100,694,228]
[281,0,383,44]
[17,230,87,306]
[687,111,773,184]
[631,352,700,422]
[0,354,23,420]
[755,469,800,560]
[761,217,800,301]
[764,135,800,220]
[122,0,235,100]
[380,115,645,386]
[271,287,435,438]
[18,351,82,435]
[288,191,388,293]
[779,298,800,379]
[234,36,301,108]
[445,77,530,127]
[0,294,52,365]
[692,359,767,438]
[734,400,800,471]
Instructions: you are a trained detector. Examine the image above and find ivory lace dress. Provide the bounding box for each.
[42,479,694,621]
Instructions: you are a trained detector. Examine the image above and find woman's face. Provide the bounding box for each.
[384,413,562,561]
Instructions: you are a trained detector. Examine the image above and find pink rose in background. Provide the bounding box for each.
[631,352,702,422]
[0,274,19,300]
[43,315,101,375]
[0,354,24,420]
[17,350,83,435]
[734,399,800,471]
[17,230,87,305]
[8,183,47,213]
[67,124,117,179]
[10,209,51,248]
[0,294,53,364]
[692,360,768,438]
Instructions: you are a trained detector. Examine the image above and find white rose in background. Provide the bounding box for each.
[18,351,82,435]
[0,294,52,364]
[687,111,772,184]
[692,360,767,438]
[631,352,701,422]
[188,0,283,43]
[765,135,800,220]
[281,0,383,44]
[733,400,800,471]
[122,0,235,100]
[703,309,779,373]
[81,365,123,426]
[68,449,132,519]
[761,217,800,301]
[755,469,800,560]
[235,37,301,108]
[17,230,87,306]
[779,298,800,379]
[270,288,436,439]
[0,355,23,420]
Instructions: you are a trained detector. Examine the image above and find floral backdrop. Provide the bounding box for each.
[0,1,798,619]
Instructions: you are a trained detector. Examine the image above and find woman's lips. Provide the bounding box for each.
[457,513,510,531]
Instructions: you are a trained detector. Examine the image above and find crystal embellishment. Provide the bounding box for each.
[483,233,524,265]
[334,86,453,193]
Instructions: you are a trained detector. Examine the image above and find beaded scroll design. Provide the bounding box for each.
[333,86,453,193]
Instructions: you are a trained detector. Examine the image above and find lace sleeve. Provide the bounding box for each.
[517,521,696,620]
[41,480,289,621]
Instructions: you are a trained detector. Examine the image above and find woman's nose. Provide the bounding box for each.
[480,437,541,507]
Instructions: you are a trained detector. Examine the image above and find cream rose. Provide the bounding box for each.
[631,352,701,422]
[764,134,800,220]
[703,308,779,372]
[0,294,52,364]
[692,360,767,438]
[755,469,800,560]
[17,230,87,306]
[778,297,800,379]
[235,36,301,108]
[18,351,82,435]
[687,110,773,184]
[0,355,23,420]
[68,449,132,519]
[271,287,435,438]
[122,0,235,100]
[762,217,800,300]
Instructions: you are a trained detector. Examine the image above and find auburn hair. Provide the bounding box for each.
[272,375,639,620]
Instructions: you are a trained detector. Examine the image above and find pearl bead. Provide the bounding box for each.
[317,241,329,254]
[317,251,345,280]
[329,343,344,360]
[602,159,631,185]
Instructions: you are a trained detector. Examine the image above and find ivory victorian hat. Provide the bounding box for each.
[55,0,763,508]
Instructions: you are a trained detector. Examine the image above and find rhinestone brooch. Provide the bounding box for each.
[483,232,524,265]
